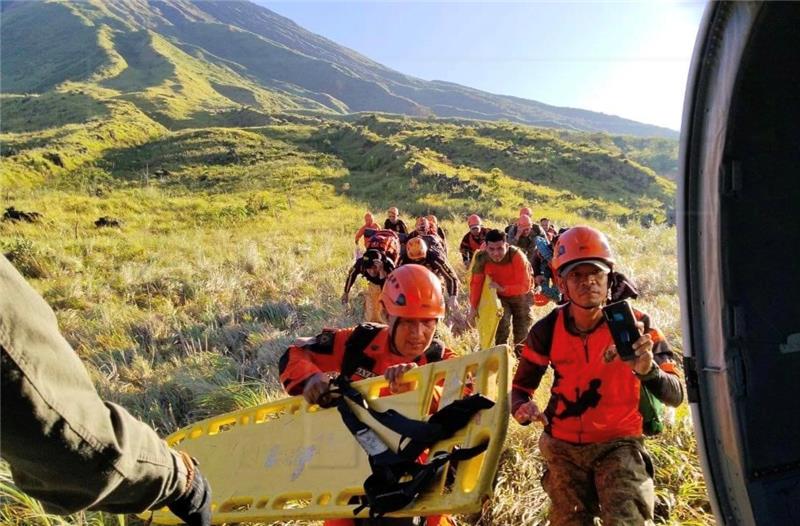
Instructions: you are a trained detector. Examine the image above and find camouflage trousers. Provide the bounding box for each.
[495,292,534,346]
[538,432,655,526]
[364,283,387,324]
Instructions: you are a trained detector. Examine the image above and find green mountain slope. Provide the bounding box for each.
[0,0,677,138]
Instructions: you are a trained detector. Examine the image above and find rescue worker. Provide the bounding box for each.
[401,237,459,310]
[354,212,380,248]
[511,226,684,526]
[426,214,446,244]
[508,214,544,267]
[342,249,396,323]
[384,206,408,235]
[408,216,430,239]
[505,207,533,235]
[0,256,211,525]
[279,264,455,526]
[540,217,557,243]
[532,224,561,303]
[459,214,488,266]
[468,229,534,347]
[407,217,445,253]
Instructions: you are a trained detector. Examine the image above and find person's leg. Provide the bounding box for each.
[541,267,561,302]
[538,433,597,526]
[509,293,534,345]
[364,283,386,323]
[494,297,512,345]
[593,438,655,526]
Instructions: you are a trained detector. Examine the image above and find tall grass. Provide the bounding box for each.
[0,115,709,524]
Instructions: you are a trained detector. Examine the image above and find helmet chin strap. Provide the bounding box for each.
[388,316,402,356]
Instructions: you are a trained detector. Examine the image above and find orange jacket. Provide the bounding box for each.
[354,223,380,246]
[513,306,683,444]
[469,246,533,308]
[280,325,457,526]
[278,324,454,396]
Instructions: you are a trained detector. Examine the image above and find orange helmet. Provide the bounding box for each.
[406,237,428,261]
[467,214,482,227]
[520,207,532,217]
[364,212,374,224]
[518,214,532,228]
[551,226,615,276]
[381,264,445,319]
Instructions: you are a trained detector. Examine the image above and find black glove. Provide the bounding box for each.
[168,456,212,526]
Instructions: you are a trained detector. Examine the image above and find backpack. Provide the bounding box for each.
[365,229,401,264]
[534,306,667,436]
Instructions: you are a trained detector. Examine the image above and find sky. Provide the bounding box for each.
[263,1,707,131]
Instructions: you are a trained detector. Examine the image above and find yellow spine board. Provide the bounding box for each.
[143,347,509,524]
[477,277,503,350]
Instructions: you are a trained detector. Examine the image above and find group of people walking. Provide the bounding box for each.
[347,206,563,352]
[1,204,684,526]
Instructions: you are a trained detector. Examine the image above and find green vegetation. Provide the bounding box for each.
[0,2,700,523]
[1,108,708,524]
[0,0,677,138]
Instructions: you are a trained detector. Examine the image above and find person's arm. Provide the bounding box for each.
[432,256,459,297]
[459,233,472,265]
[343,261,360,297]
[354,225,366,244]
[469,270,486,309]
[634,312,685,407]
[0,257,209,522]
[398,220,408,235]
[278,328,353,396]
[510,314,556,423]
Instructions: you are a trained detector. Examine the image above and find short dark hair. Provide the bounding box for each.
[485,229,506,243]
[540,217,549,222]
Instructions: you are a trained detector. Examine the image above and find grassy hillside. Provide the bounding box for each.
[0,0,678,138]
[1,109,709,524]
[1,4,695,521]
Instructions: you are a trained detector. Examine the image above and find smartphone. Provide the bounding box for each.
[602,300,640,361]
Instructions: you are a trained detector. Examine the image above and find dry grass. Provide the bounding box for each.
[0,145,710,524]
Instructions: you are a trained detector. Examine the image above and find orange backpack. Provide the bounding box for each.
[366,229,401,264]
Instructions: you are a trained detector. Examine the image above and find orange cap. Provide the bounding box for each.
[467,214,482,227]
[551,226,615,275]
[381,264,445,319]
[406,237,427,261]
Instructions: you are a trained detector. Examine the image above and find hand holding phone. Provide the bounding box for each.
[602,300,641,361]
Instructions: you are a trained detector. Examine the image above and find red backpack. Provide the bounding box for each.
[365,229,401,264]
